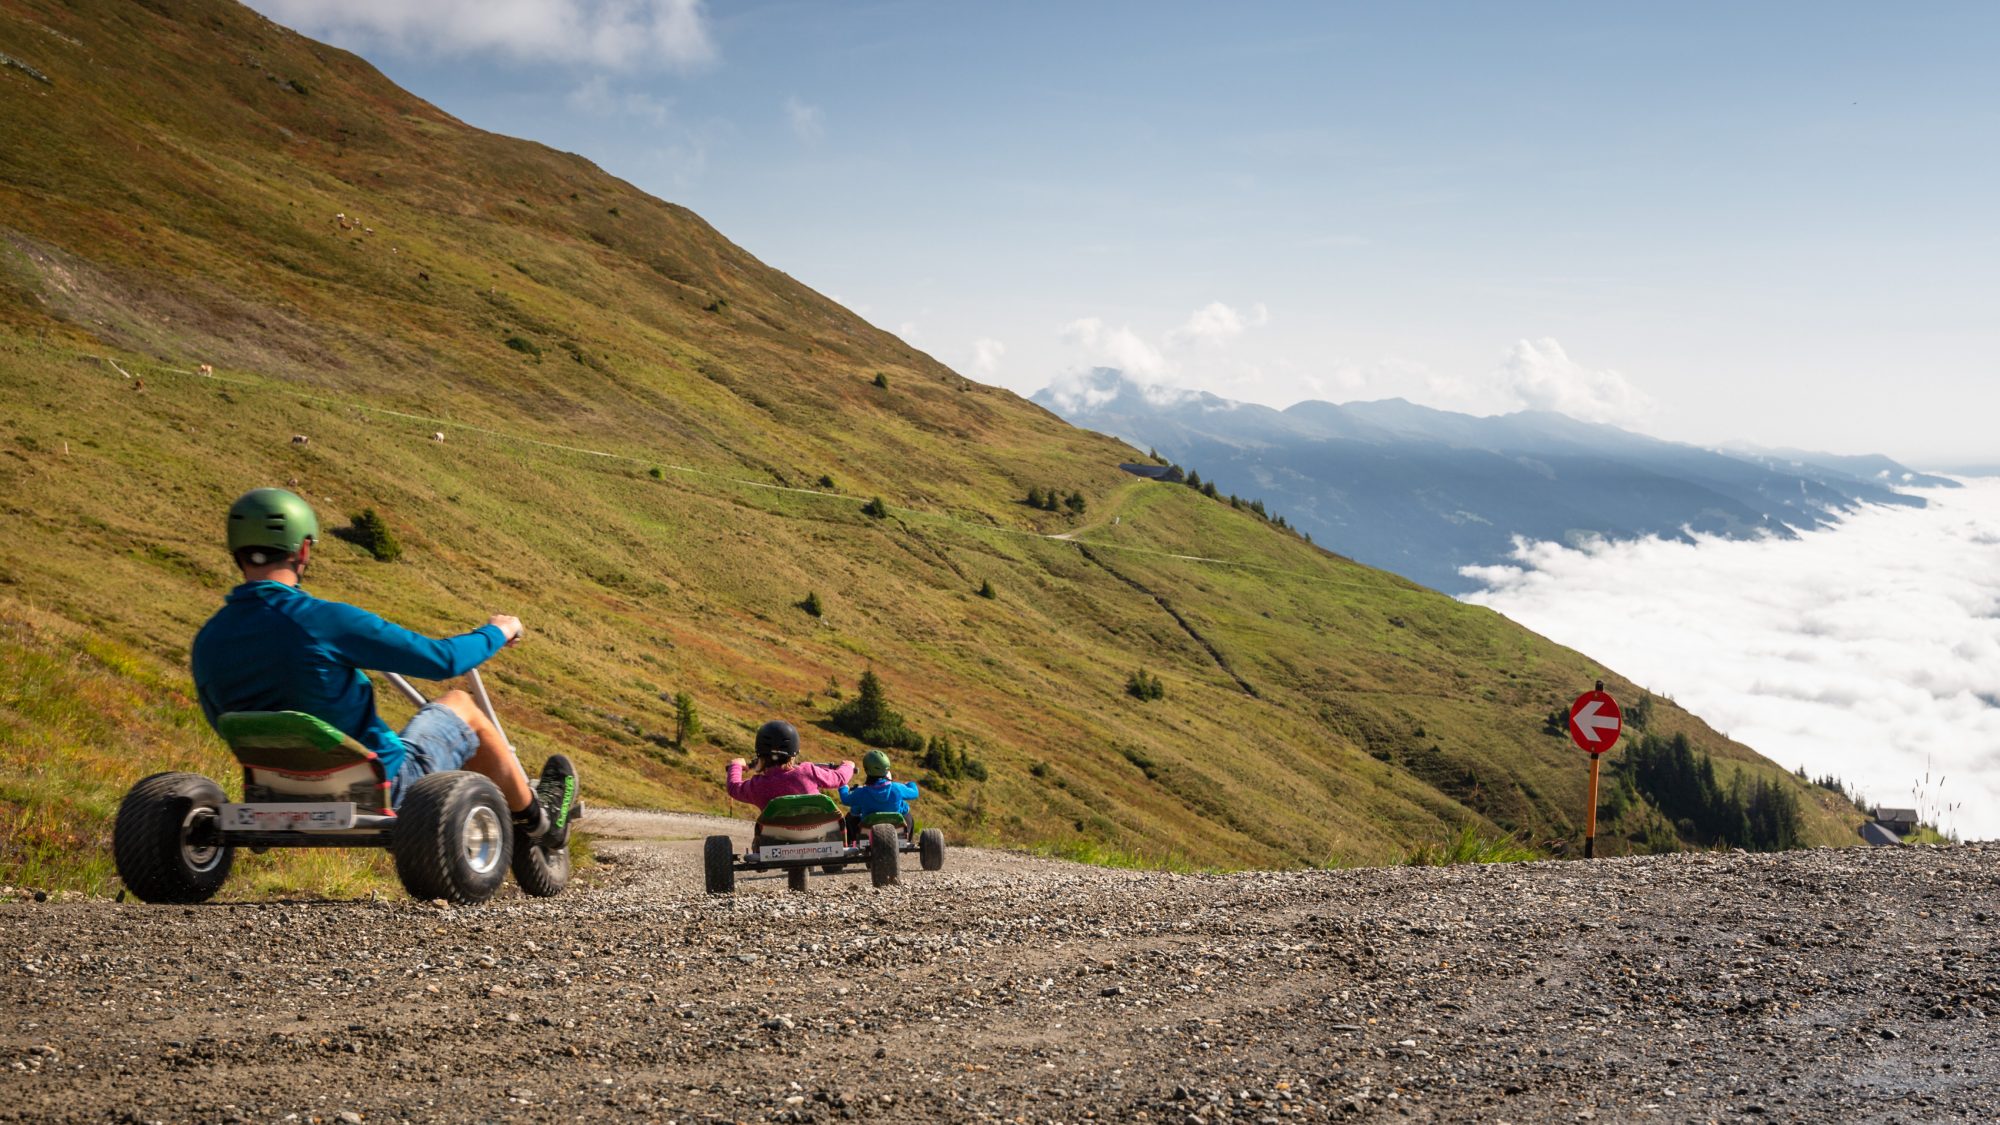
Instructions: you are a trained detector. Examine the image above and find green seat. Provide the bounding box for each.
[759,792,842,827]
[217,711,391,813]
[755,792,843,847]
[860,811,909,827]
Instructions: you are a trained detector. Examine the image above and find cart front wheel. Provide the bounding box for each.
[394,771,512,905]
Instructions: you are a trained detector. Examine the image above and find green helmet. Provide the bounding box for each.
[227,488,319,557]
[862,750,892,779]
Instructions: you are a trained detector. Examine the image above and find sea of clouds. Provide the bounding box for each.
[1463,476,2000,840]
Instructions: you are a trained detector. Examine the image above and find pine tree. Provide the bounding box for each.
[1026,486,1045,509]
[349,508,402,562]
[977,578,996,599]
[672,691,701,747]
[801,591,823,617]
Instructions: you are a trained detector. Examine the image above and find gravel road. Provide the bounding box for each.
[5,813,1999,1123]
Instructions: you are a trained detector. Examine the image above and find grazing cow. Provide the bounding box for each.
[431,432,446,443]
[197,363,214,377]
[291,435,309,446]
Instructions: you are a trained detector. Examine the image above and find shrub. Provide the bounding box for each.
[920,732,987,782]
[1025,487,1045,509]
[1029,761,1051,779]
[1119,745,1159,780]
[827,671,924,751]
[1125,669,1165,701]
[860,496,889,519]
[817,474,835,490]
[345,509,402,562]
[872,372,889,389]
[503,335,540,357]
[976,579,996,599]
[1064,491,1086,514]
[801,591,823,617]
[649,466,665,480]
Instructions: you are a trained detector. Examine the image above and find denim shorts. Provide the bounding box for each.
[392,702,480,803]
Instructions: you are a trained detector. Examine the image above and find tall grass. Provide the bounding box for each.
[1033,838,1220,874]
[1401,825,1541,867]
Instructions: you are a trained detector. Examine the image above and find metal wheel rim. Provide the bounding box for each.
[180,806,223,873]
[463,805,503,875]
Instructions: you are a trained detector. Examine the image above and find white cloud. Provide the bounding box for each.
[785,96,825,143]
[1060,316,1171,381]
[1057,300,1270,390]
[896,321,920,343]
[1463,476,2000,840]
[969,337,1005,377]
[248,0,717,71]
[1165,301,1270,348]
[1420,338,1653,426]
[1495,337,1653,424]
[567,76,672,125]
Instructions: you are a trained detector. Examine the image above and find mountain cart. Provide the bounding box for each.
[112,669,572,906]
[704,791,944,894]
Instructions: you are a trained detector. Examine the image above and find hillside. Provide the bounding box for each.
[0,0,1863,893]
[1038,368,1950,593]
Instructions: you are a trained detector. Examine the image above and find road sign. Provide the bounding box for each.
[1568,690,1622,756]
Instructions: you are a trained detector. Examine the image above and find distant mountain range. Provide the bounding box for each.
[1035,369,1956,594]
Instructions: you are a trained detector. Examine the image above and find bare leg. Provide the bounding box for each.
[430,689,535,812]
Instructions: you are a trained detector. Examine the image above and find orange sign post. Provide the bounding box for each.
[1567,681,1623,859]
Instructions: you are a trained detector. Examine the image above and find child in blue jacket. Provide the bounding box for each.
[839,750,919,841]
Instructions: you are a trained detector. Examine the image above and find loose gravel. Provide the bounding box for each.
[4,813,1998,1122]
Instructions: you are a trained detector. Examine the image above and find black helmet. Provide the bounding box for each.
[754,720,799,764]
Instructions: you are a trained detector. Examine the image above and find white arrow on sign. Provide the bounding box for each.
[1574,701,1619,739]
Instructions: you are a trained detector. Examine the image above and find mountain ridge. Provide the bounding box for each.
[1037,368,1949,594]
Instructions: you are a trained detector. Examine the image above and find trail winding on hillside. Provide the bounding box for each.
[5,816,1998,1123]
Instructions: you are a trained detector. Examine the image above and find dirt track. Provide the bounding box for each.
[5,813,2000,1123]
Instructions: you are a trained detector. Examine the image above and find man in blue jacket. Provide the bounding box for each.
[190,488,577,845]
[838,750,919,842]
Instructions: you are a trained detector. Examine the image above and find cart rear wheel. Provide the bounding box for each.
[512,831,571,897]
[920,827,946,872]
[113,772,233,904]
[703,834,736,895]
[394,771,511,905]
[787,866,808,893]
[868,823,901,887]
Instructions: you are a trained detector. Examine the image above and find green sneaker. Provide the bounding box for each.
[535,754,580,850]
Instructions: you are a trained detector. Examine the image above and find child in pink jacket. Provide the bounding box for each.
[725,720,854,811]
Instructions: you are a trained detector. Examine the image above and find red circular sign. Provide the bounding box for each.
[1568,690,1623,756]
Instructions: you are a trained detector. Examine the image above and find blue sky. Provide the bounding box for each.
[249,1,2000,464]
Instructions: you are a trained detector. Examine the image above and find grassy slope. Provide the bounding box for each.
[0,0,1863,892]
